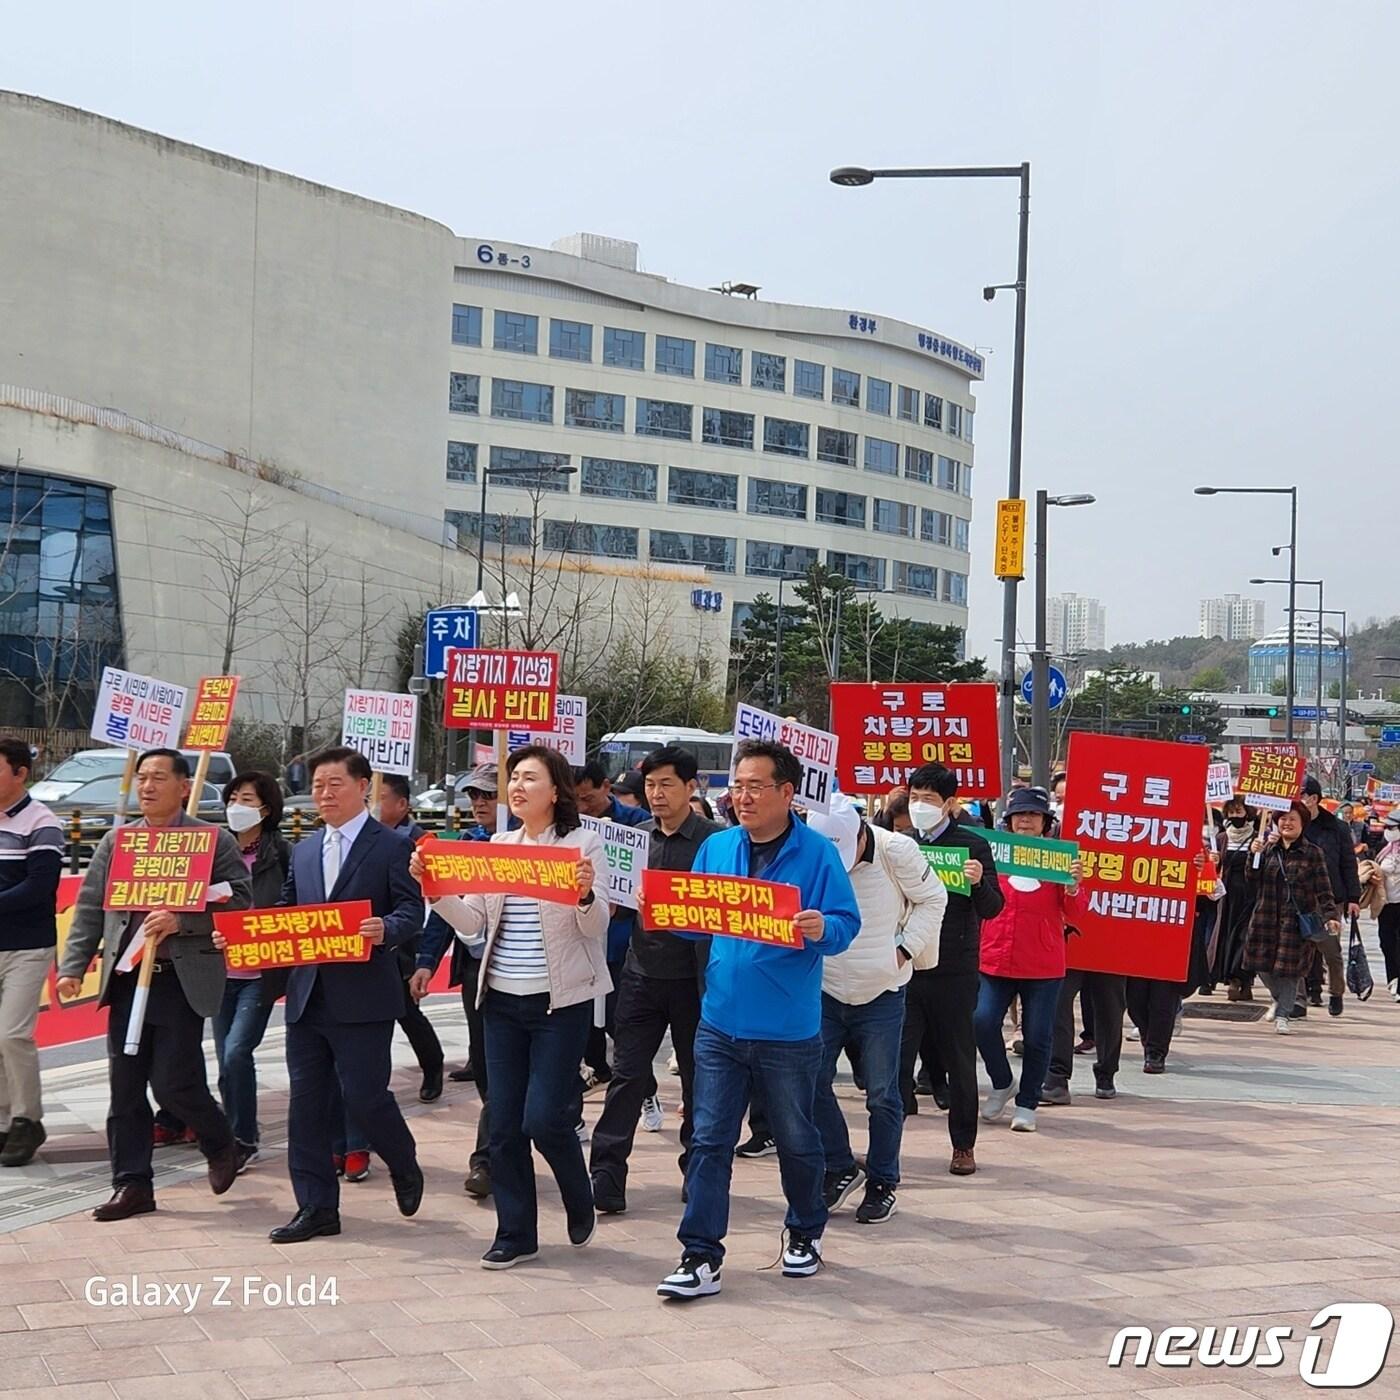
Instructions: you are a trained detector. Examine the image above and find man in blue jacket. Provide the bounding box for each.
[656,739,860,1302]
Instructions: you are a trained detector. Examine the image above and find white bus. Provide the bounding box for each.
[598,726,735,789]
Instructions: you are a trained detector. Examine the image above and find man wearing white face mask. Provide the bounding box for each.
[899,764,1003,1177]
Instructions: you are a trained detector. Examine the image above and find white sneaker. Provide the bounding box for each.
[657,1253,721,1300]
[980,1084,1015,1122]
[1125,1025,1141,1041]
[575,1119,591,1144]
[781,1232,823,1277]
[641,1096,664,1132]
[1275,1017,1291,1035]
[1009,1106,1037,1132]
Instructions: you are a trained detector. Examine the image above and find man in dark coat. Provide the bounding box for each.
[1301,777,1361,1016]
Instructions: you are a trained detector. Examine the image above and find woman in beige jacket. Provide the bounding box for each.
[411,744,609,1269]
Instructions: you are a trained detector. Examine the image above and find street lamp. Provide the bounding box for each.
[1030,491,1096,788]
[1195,485,1298,739]
[1320,608,1350,793]
[476,463,578,590]
[771,571,807,709]
[1251,576,1324,755]
[832,160,1030,797]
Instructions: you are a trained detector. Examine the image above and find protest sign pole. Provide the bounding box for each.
[369,772,383,815]
[113,748,139,830]
[186,752,211,818]
[495,729,509,833]
[123,933,158,1056]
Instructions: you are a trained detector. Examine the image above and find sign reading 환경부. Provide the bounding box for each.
[91,667,189,751]
[341,690,419,777]
[731,703,837,814]
[443,649,558,731]
[828,682,1001,799]
[1063,733,1208,980]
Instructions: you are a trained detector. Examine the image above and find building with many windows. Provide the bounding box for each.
[1247,620,1346,698]
[1046,593,1107,655]
[1200,594,1266,641]
[0,92,980,731]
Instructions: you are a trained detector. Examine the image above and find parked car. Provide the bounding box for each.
[32,748,236,804]
[48,776,226,862]
[412,786,449,813]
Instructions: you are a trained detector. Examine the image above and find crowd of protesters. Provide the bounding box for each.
[0,729,1392,1301]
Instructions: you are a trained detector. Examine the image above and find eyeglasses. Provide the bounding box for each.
[730,783,785,799]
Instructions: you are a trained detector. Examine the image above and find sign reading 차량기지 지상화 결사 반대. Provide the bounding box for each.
[827,681,1001,799]
[1062,733,1209,981]
[443,649,559,731]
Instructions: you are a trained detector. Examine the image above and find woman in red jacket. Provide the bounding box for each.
[974,787,1082,1133]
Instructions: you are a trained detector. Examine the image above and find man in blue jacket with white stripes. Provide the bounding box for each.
[656,739,860,1301]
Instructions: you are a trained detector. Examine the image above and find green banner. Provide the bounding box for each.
[985,829,1079,886]
[921,844,969,894]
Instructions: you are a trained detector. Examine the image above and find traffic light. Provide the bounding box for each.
[1179,704,1193,716]
[1241,705,1282,719]
[1267,705,1280,718]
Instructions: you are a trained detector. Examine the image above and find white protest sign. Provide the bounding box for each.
[508,693,586,767]
[1205,761,1234,805]
[732,702,837,813]
[580,814,648,910]
[341,690,419,776]
[90,668,189,751]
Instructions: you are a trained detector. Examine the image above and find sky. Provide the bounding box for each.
[8,1,1399,666]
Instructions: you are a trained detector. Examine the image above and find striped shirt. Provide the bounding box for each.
[485,894,549,995]
[0,794,64,950]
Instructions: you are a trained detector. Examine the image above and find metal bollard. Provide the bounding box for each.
[68,811,83,872]
[291,808,304,843]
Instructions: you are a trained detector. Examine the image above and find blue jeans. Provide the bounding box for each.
[483,990,594,1253]
[974,975,1062,1111]
[211,977,273,1147]
[813,987,906,1186]
[679,1020,826,1264]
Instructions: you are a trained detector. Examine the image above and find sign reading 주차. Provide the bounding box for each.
[183,675,239,751]
[103,827,218,912]
[1062,733,1208,980]
[214,901,373,970]
[828,682,1001,799]
[341,690,419,776]
[731,703,837,814]
[443,648,558,731]
[994,498,1027,580]
[91,667,189,751]
[641,869,803,949]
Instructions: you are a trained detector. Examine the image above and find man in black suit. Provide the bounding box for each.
[269,747,425,1242]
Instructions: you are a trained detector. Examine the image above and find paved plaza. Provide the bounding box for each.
[2,951,1398,1399]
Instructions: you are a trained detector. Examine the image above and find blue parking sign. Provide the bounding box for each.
[424,608,479,679]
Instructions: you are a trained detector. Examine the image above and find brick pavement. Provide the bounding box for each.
[1,980,1398,1398]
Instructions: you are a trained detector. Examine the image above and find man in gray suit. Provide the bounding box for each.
[58,748,252,1221]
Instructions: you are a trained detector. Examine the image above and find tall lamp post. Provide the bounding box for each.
[1320,608,1349,792]
[1195,485,1298,740]
[476,463,577,591]
[831,160,1030,797]
[1031,491,1095,787]
[1251,576,1324,756]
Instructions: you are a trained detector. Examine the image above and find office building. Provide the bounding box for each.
[1247,620,1347,698]
[1200,594,1266,641]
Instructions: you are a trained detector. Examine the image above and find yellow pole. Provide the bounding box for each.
[113,748,138,829]
[186,751,212,818]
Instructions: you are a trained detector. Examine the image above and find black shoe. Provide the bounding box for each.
[591,1174,626,1214]
[914,1070,935,1095]
[0,1117,45,1167]
[932,1087,950,1111]
[568,1210,596,1248]
[735,1133,776,1159]
[207,1142,239,1196]
[1308,989,1323,1007]
[1328,995,1343,1017]
[93,1183,156,1221]
[855,1180,897,1225]
[448,1064,475,1083]
[1289,1003,1308,1019]
[234,1141,260,1175]
[1074,1036,1095,1055]
[419,1065,444,1103]
[1094,1079,1117,1100]
[269,1206,340,1243]
[392,1163,425,1217]
[1143,1054,1166,1075]
[822,1163,866,1212]
[657,1252,721,1299]
[463,1164,492,1198]
[852,1071,866,1092]
[482,1243,538,1270]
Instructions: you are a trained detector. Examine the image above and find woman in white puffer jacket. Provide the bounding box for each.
[806,795,947,1224]
[1375,817,1400,1000]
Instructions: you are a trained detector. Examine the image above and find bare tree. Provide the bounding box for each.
[269,525,344,761]
[203,487,284,673]
[338,565,400,690]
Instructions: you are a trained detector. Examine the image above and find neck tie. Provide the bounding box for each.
[323,828,342,894]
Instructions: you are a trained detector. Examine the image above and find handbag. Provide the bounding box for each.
[1276,851,1328,943]
[1347,916,1375,1000]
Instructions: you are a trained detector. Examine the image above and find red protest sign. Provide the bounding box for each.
[443,648,558,731]
[213,902,373,970]
[103,827,218,911]
[1197,852,1220,898]
[183,675,240,751]
[415,837,580,905]
[1237,743,1304,812]
[828,681,1001,798]
[1062,733,1208,980]
[640,869,803,949]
